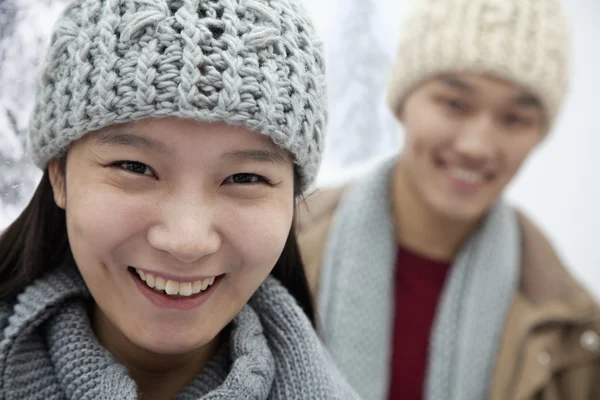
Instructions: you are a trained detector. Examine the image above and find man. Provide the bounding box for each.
[298,0,600,399]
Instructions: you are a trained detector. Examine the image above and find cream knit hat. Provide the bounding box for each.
[387,0,571,126]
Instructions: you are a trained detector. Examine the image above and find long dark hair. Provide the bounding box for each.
[0,162,315,325]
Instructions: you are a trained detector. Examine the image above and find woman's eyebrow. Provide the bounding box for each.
[94,129,170,153]
[221,149,289,165]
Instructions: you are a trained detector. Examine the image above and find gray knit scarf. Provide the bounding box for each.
[318,157,521,400]
[0,263,359,400]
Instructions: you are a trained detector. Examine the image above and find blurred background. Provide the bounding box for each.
[1,0,599,296]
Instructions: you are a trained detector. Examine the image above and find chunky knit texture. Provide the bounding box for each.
[318,157,521,400]
[387,0,571,126]
[0,264,359,400]
[28,0,326,190]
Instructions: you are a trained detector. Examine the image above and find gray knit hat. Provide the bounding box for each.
[28,0,326,190]
[387,0,571,128]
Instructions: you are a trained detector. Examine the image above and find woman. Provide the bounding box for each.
[298,0,600,399]
[0,0,358,399]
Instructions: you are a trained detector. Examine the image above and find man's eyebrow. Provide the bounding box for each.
[512,93,542,109]
[438,75,543,109]
[94,129,169,152]
[438,75,475,93]
[222,149,289,165]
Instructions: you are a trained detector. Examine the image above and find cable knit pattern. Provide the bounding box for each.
[387,0,571,127]
[28,0,326,190]
[318,157,521,400]
[0,265,358,399]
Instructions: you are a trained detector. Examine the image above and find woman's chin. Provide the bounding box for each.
[130,329,219,356]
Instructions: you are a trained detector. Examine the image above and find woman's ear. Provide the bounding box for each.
[48,159,67,209]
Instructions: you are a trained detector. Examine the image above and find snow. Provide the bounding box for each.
[0,0,67,226]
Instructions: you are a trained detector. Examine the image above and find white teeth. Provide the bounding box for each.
[448,168,486,184]
[146,274,155,288]
[165,280,179,295]
[192,280,204,294]
[134,269,217,297]
[179,282,192,297]
[155,277,166,291]
[137,269,146,281]
[201,279,210,291]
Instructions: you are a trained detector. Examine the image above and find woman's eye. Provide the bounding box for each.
[224,173,270,185]
[116,161,155,177]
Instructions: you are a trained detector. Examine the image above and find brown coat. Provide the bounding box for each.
[297,186,600,400]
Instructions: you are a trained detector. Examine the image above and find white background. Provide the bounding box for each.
[303,0,600,298]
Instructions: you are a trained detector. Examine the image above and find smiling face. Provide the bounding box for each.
[49,118,295,357]
[396,73,546,222]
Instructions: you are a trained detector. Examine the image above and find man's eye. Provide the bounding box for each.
[116,161,155,177]
[224,173,270,185]
[505,114,532,127]
[445,98,469,113]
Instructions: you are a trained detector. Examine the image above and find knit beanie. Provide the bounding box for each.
[387,0,571,127]
[28,0,326,190]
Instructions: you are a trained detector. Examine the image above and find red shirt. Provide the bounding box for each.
[388,247,451,400]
